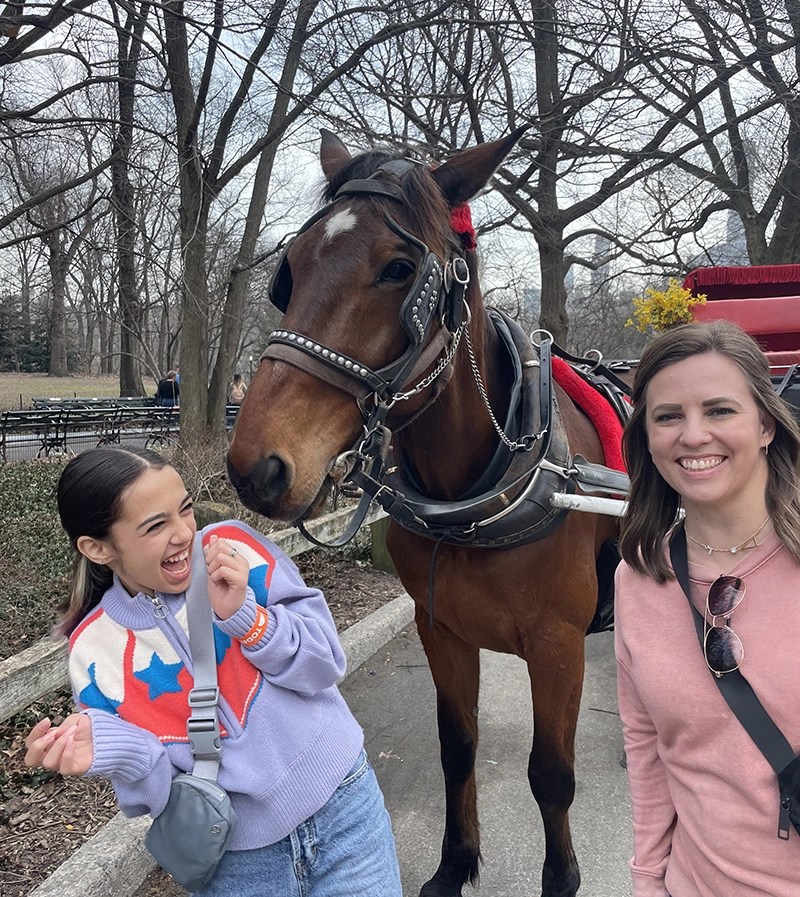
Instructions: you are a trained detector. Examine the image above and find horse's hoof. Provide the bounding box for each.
[419,869,465,897]
[419,882,462,897]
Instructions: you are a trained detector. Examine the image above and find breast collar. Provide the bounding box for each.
[347,309,576,549]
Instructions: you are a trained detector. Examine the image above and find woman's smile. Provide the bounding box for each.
[678,455,724,472]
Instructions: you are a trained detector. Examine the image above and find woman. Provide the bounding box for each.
[155,370,179,407]
[616,320,800,896]
[24,446,402,897]
[228,373,247,406]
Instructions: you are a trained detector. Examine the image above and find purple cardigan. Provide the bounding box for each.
[69,520,364,850]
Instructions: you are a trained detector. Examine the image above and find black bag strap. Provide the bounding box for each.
[669,523,795,838]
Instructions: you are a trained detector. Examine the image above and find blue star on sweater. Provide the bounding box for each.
[79,662,121,715]
[134,653,184,700]
[214,625,232,663]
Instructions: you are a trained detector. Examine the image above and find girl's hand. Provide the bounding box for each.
[24,714,94,776]
[203,534,249,619]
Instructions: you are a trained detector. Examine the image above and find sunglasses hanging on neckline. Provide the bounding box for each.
[704,575,745,678]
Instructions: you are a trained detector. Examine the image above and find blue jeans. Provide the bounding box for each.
[194,751,402,897]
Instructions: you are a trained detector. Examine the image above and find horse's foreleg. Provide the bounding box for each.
[526,630,585,897]
[416,608,481,897]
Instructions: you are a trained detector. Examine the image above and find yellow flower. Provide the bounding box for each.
[625,278,707,333]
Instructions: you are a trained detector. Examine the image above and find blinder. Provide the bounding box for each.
[268,240,293,314]
[267,201,342,314]
[267,161,465,328]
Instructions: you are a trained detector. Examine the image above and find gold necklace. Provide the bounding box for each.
[685,516,771,556]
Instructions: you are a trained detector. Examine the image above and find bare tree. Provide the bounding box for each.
[322,0,800,345]
[109,0,153,395]
[630,0,800,266]
[159,0,457,446]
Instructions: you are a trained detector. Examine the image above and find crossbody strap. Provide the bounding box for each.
[669,523,794,838]
[184,542,221,780]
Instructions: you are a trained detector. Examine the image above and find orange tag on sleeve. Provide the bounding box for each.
[238,607,269,647]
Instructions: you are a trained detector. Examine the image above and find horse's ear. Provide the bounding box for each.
[320,129,353,184]
[431,126,529,206]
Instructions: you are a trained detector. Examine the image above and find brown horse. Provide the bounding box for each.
[227,129,621,897]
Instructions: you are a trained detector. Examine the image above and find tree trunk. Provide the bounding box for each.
[206,0,318,436]
[112,3,149,396]
[538,236,569,346]
[45,229,69,376]
[178,190,212,445]
[97,313,108,374]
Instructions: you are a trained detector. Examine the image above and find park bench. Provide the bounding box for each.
[117,405,180,448]
[1,403,241,461]
[32,396,155,410]
[62,406,125,447]
[0,407,130,460]
[0,409,69,460]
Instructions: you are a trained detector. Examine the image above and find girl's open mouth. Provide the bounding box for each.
[162,548,191,579]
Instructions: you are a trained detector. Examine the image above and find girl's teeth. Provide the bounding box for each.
[165,550,188,563]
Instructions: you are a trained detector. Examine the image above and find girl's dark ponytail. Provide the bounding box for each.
[56,447,168,637]
[56,555,114,638]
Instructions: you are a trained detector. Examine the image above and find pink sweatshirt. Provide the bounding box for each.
[615,530,800,896]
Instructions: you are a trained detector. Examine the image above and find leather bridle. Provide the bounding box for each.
[262,161,469,405]
[257,160,554,548]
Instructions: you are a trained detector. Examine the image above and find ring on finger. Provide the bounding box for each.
[230,548,237,558]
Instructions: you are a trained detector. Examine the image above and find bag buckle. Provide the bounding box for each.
[187,687,222,760]
[188,686,220,708]
[779,796,792,841]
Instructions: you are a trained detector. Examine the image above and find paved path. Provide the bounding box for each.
[340,627,634,897]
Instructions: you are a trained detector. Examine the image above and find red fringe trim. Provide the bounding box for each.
[450,204,477,251]
[683,265,800,299]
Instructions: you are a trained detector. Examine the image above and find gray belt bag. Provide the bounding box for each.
[145,549,238,891]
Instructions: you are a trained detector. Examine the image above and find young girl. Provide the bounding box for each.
[24,446,402,897]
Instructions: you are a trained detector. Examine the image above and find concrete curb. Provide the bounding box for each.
[29,593,417,897]
[340,593,415,675]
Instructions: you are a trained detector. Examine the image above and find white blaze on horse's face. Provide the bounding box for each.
[322,208,358,243]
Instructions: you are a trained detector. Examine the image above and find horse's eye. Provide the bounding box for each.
[380,260,415,283]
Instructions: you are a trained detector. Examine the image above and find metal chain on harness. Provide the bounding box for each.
[463,325,551,452]
[391,319,467,403]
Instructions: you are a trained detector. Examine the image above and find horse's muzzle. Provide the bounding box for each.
[226,453,294,519]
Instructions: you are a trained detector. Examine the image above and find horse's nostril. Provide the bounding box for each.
[227,454,292,509]
[256,455,290,498]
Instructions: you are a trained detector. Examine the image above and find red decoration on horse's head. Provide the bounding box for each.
[450,204,477,252]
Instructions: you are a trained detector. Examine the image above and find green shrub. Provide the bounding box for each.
[0,459,71,659]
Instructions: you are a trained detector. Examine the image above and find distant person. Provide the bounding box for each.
[154,371,179,408]
[174,365,181,385]
[228,373,247,406]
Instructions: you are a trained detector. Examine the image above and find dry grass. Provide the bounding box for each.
[0,373,155,411]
